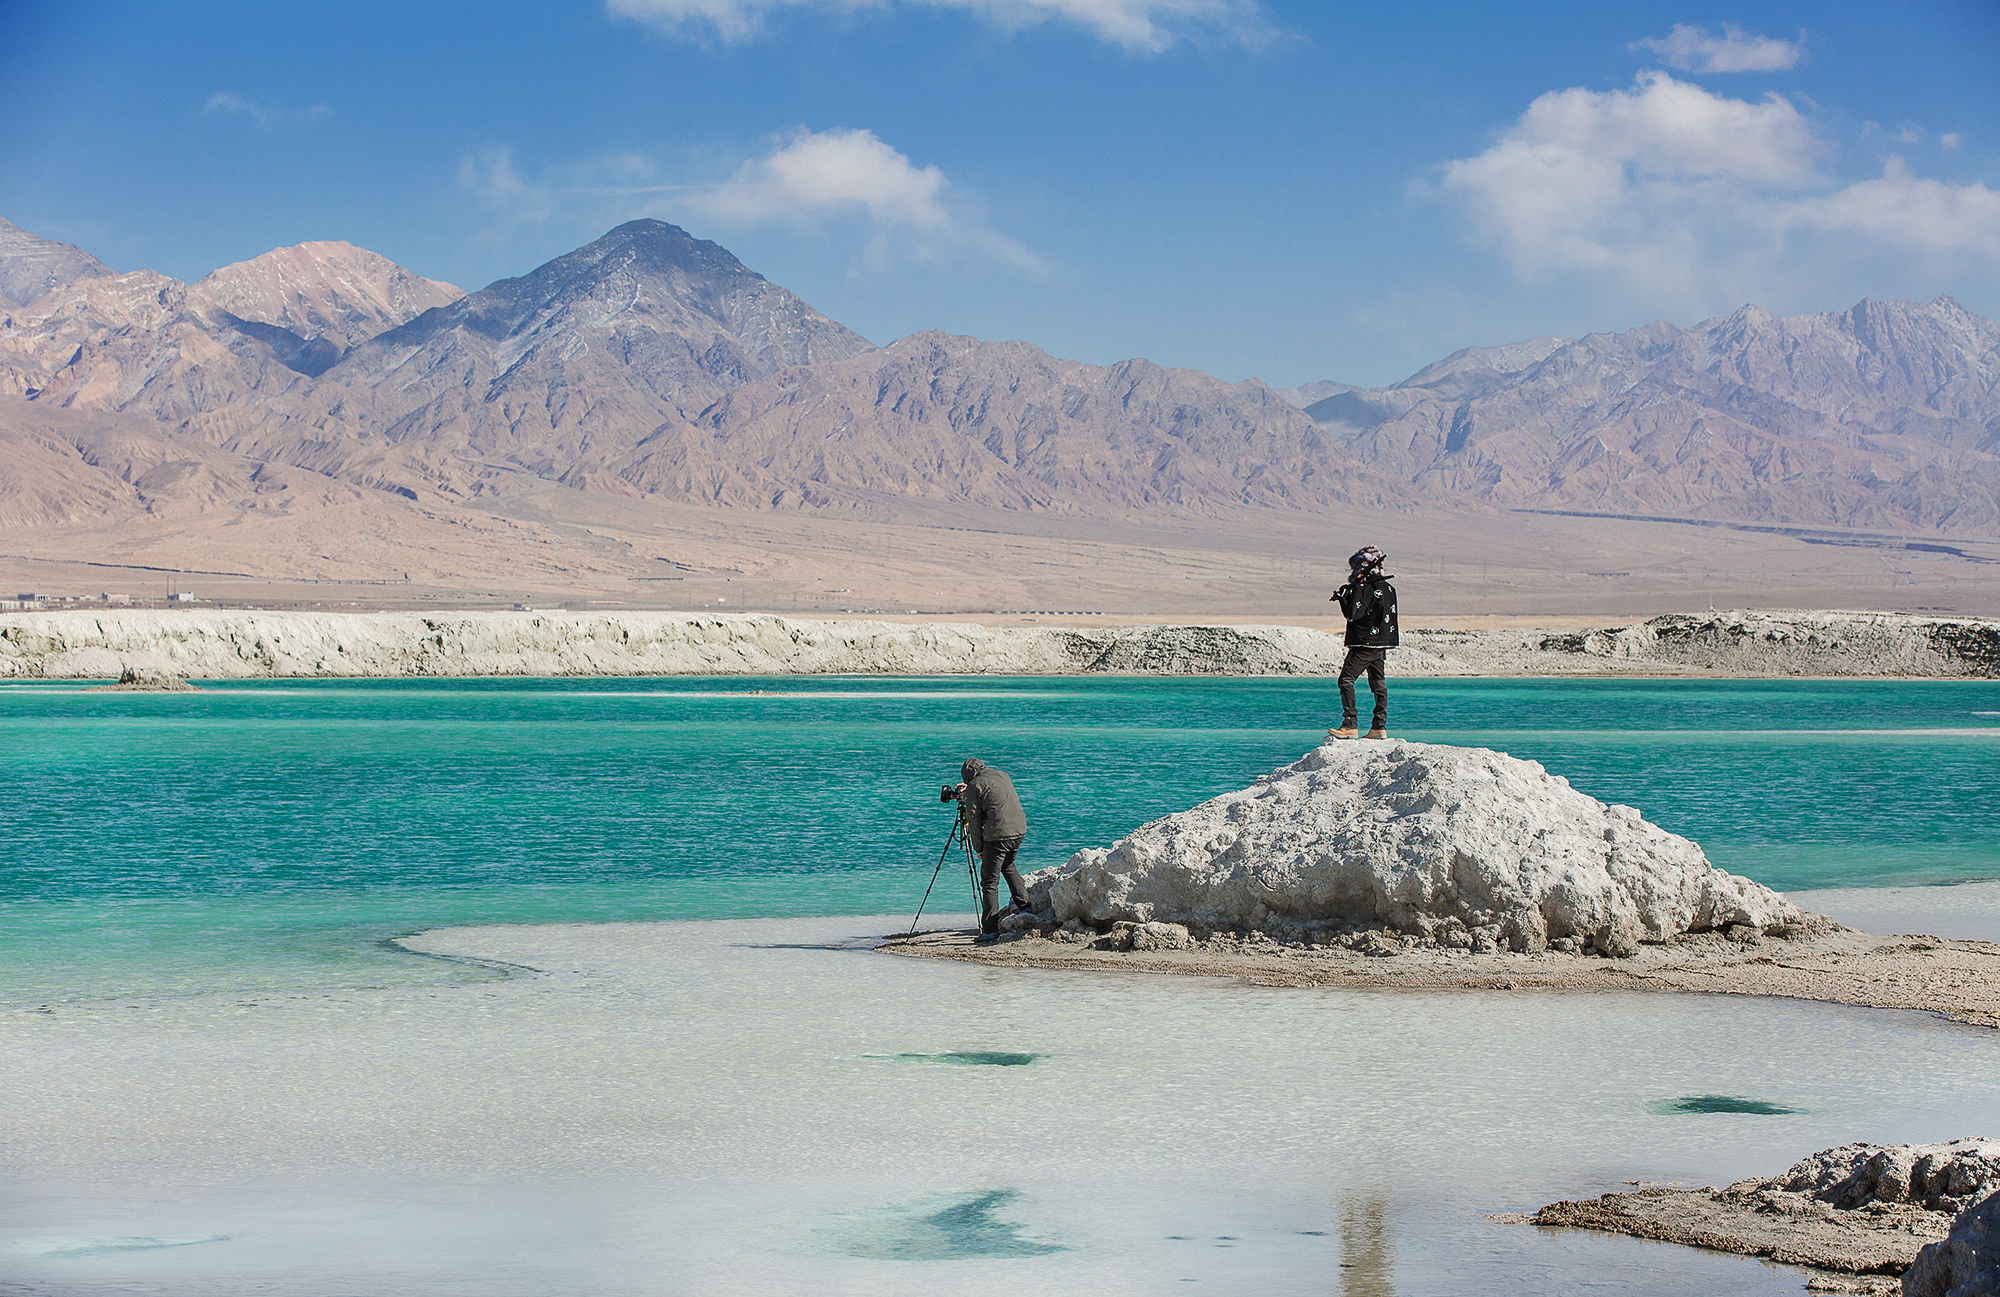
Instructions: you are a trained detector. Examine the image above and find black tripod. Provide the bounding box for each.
[909,806,982,936]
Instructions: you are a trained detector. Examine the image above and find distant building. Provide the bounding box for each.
[167,592,197,604]
[101,593,130,605]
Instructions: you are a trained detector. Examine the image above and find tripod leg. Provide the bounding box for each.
[909,816,963,935]
[966,830,985,932]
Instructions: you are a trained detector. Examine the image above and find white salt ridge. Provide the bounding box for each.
[0,608,1997,679]
[1034,741,1801,955]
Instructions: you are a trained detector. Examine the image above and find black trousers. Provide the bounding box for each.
[979,834,1028,934]
[1339,648,1388,730]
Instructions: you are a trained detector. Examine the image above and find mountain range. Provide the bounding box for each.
[4,215,1995,539]
[0,213,1996,618]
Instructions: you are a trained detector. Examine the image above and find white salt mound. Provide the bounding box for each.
[1030,741,1801,956]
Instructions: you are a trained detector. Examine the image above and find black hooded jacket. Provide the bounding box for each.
[1336,573,1400,648]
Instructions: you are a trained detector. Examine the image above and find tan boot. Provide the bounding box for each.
[1365,728,1389,739]
[1327,726,1359,740]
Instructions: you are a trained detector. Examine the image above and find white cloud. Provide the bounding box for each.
[1630,22,1803,73]
[1440,71,1818,280]
[606,0,1270,53]
[202,92,331,128]
[688,128,1041,269]
[1941,133,1963,150]
[1793,157,2000,257]
[1439,71,2000,303]
[456,131,1038,271]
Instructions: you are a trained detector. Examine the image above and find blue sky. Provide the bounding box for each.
[3,0,1996,387]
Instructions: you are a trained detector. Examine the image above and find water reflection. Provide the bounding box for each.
[1338,1192,1394,1297]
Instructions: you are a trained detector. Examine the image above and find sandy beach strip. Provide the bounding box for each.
[883,925,2000,1029]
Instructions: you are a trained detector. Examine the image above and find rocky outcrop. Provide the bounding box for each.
[1906,1190,2000,1296]
[1533,1139,2000,1285]
[1028,741,1800,953]
[82,666,199,692]
[1574,611,2000,677]
[1400,610,2000,678]
[1789,1141,2000,1217]
[2,610,1995,680]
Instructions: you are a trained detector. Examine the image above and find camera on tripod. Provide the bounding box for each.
[939,783,962,805]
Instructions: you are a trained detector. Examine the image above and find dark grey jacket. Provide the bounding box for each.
[1337,576,1400,647]
[963,766,1027,850]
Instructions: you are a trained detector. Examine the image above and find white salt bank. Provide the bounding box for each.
[1030,740,1802,957]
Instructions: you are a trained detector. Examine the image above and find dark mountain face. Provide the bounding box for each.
[266,219,879,483]
[372,219,864,366]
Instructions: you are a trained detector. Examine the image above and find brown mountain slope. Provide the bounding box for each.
[170,219,882,499]
[0,236,468,411]
[191,240,465,353]
[1310,298,2000,533]
[614,330,1397,515]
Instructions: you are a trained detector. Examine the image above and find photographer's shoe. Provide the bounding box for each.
[973,932,1000,945]
[1365,728,1389,739]
[1327,726,1359,741]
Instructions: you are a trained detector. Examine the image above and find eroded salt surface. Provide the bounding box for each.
[4,916,1998,1297]
[1035,741,1800,955]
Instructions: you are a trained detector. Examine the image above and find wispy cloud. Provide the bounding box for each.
[1437,71,2000,306]
[202,92,332,129]
[459,147,558,226]
[606,0,1272,53]
[457,130,1039,270]
[1630,23,1803,74]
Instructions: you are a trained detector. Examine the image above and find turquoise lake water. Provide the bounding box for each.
[3,675,1997,1004]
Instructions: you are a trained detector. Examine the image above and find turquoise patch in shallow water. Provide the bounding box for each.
[1,1236,228,1259]
[862,1051,1041,1066]
[807,1190,1064,1260]
[1649,1095,1805,1115]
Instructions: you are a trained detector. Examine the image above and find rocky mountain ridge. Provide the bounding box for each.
[1294,298,2000,534]
[0,216,113,309]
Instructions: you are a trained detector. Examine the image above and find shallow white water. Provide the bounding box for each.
[1789,878,2000,943]
[4,914,1996,1295]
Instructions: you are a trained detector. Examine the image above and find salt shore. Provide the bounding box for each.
[885,923,2000,1029]
[1,607,1996,678]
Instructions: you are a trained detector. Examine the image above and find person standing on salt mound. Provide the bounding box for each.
[1329,546,1398,741]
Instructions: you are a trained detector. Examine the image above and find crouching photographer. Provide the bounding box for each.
[944,758,1031,944]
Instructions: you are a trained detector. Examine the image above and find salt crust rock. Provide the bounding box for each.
[1782,1140,2000,1216]
[1906,1190,2000,1297]
[1031,741,1800,953]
